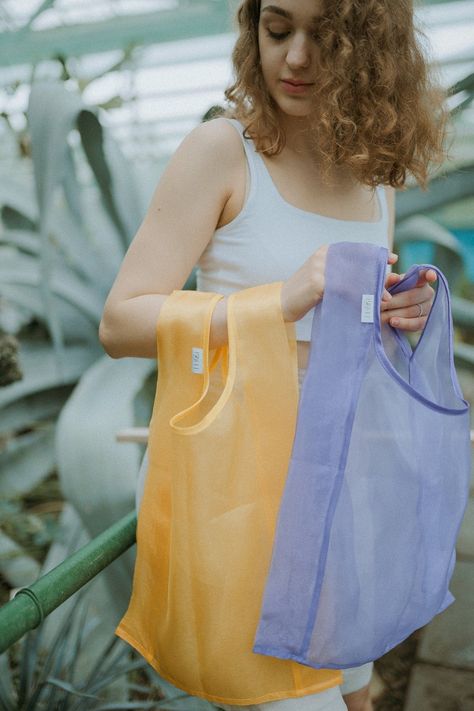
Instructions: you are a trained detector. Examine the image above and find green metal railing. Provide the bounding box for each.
[0,511,137,654]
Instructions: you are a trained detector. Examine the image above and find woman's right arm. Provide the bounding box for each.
[99,118,239,359]
[98,116,333,360]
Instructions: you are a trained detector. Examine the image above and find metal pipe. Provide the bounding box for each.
[0,510,136,653]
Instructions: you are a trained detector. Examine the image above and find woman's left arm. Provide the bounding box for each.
[381,186,437,332]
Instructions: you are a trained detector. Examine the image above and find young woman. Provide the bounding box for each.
[100,1,449,709]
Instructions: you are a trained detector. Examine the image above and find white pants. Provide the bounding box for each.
[216,662,374,711]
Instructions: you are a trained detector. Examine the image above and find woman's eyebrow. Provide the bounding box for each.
[260,5,321,23]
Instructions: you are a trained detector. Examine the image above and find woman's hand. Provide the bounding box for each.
[280,245,329,323]
[280,246,398,323]
[381,258,437,331]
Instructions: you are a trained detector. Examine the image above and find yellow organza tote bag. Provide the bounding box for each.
[116,282,343,706]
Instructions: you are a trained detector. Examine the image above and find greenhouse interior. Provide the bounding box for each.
[0,0,473,709]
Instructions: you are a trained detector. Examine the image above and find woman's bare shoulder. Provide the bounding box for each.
[181,117,246,228]
[148,116,245,230]
[191,115,242,145]
[185,116,244,177]
[180,116,242,158]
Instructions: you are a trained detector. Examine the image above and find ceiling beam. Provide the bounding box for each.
[0,2,233,69]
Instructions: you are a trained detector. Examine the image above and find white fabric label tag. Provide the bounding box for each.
[192,347,204,374]
[361,294,375,323]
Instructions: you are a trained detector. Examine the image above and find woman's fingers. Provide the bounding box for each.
[417,268,437,285]
[385,313,428,331]
[380,261,437,332]
[381,281,434,312]
[381,302,428,324]
[382,252,400,298]
[381,268,436,331]
[382,289,433,330]
[384,272,404,289]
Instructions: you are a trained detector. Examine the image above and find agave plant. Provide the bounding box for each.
[0,83,141,443]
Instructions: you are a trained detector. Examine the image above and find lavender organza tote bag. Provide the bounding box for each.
[253,241,471,669]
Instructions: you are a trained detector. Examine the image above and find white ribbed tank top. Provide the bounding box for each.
[196,117,390,341]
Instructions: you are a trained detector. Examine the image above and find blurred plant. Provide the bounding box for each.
[1,47,136,161]
[0,77,147,529]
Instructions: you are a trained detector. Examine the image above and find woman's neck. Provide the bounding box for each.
[277,113,315,154]
[270,110,358,187]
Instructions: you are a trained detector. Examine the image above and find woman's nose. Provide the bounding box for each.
[286,34,311,69]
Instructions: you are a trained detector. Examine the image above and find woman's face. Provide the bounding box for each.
[257,0,322,119]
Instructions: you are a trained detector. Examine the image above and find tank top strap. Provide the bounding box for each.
[223,118,389,228]
[219,117,262,206]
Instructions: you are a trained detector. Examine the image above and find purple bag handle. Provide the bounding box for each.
[375,255,468,412]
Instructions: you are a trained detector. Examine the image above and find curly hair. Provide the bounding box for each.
[222,0,453,191]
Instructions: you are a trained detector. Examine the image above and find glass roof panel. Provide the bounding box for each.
[0,0,179,31]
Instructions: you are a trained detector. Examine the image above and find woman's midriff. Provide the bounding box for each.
[297,340,310,370]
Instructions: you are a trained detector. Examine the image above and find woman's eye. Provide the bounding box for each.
[266,29,289,41]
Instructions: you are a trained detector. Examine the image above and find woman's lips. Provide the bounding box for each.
[280,80,313,94]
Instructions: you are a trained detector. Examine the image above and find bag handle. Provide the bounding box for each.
[170,282,298,434]
[156,290,224,383]
[373,251,468,413]
[169,292,232,433]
